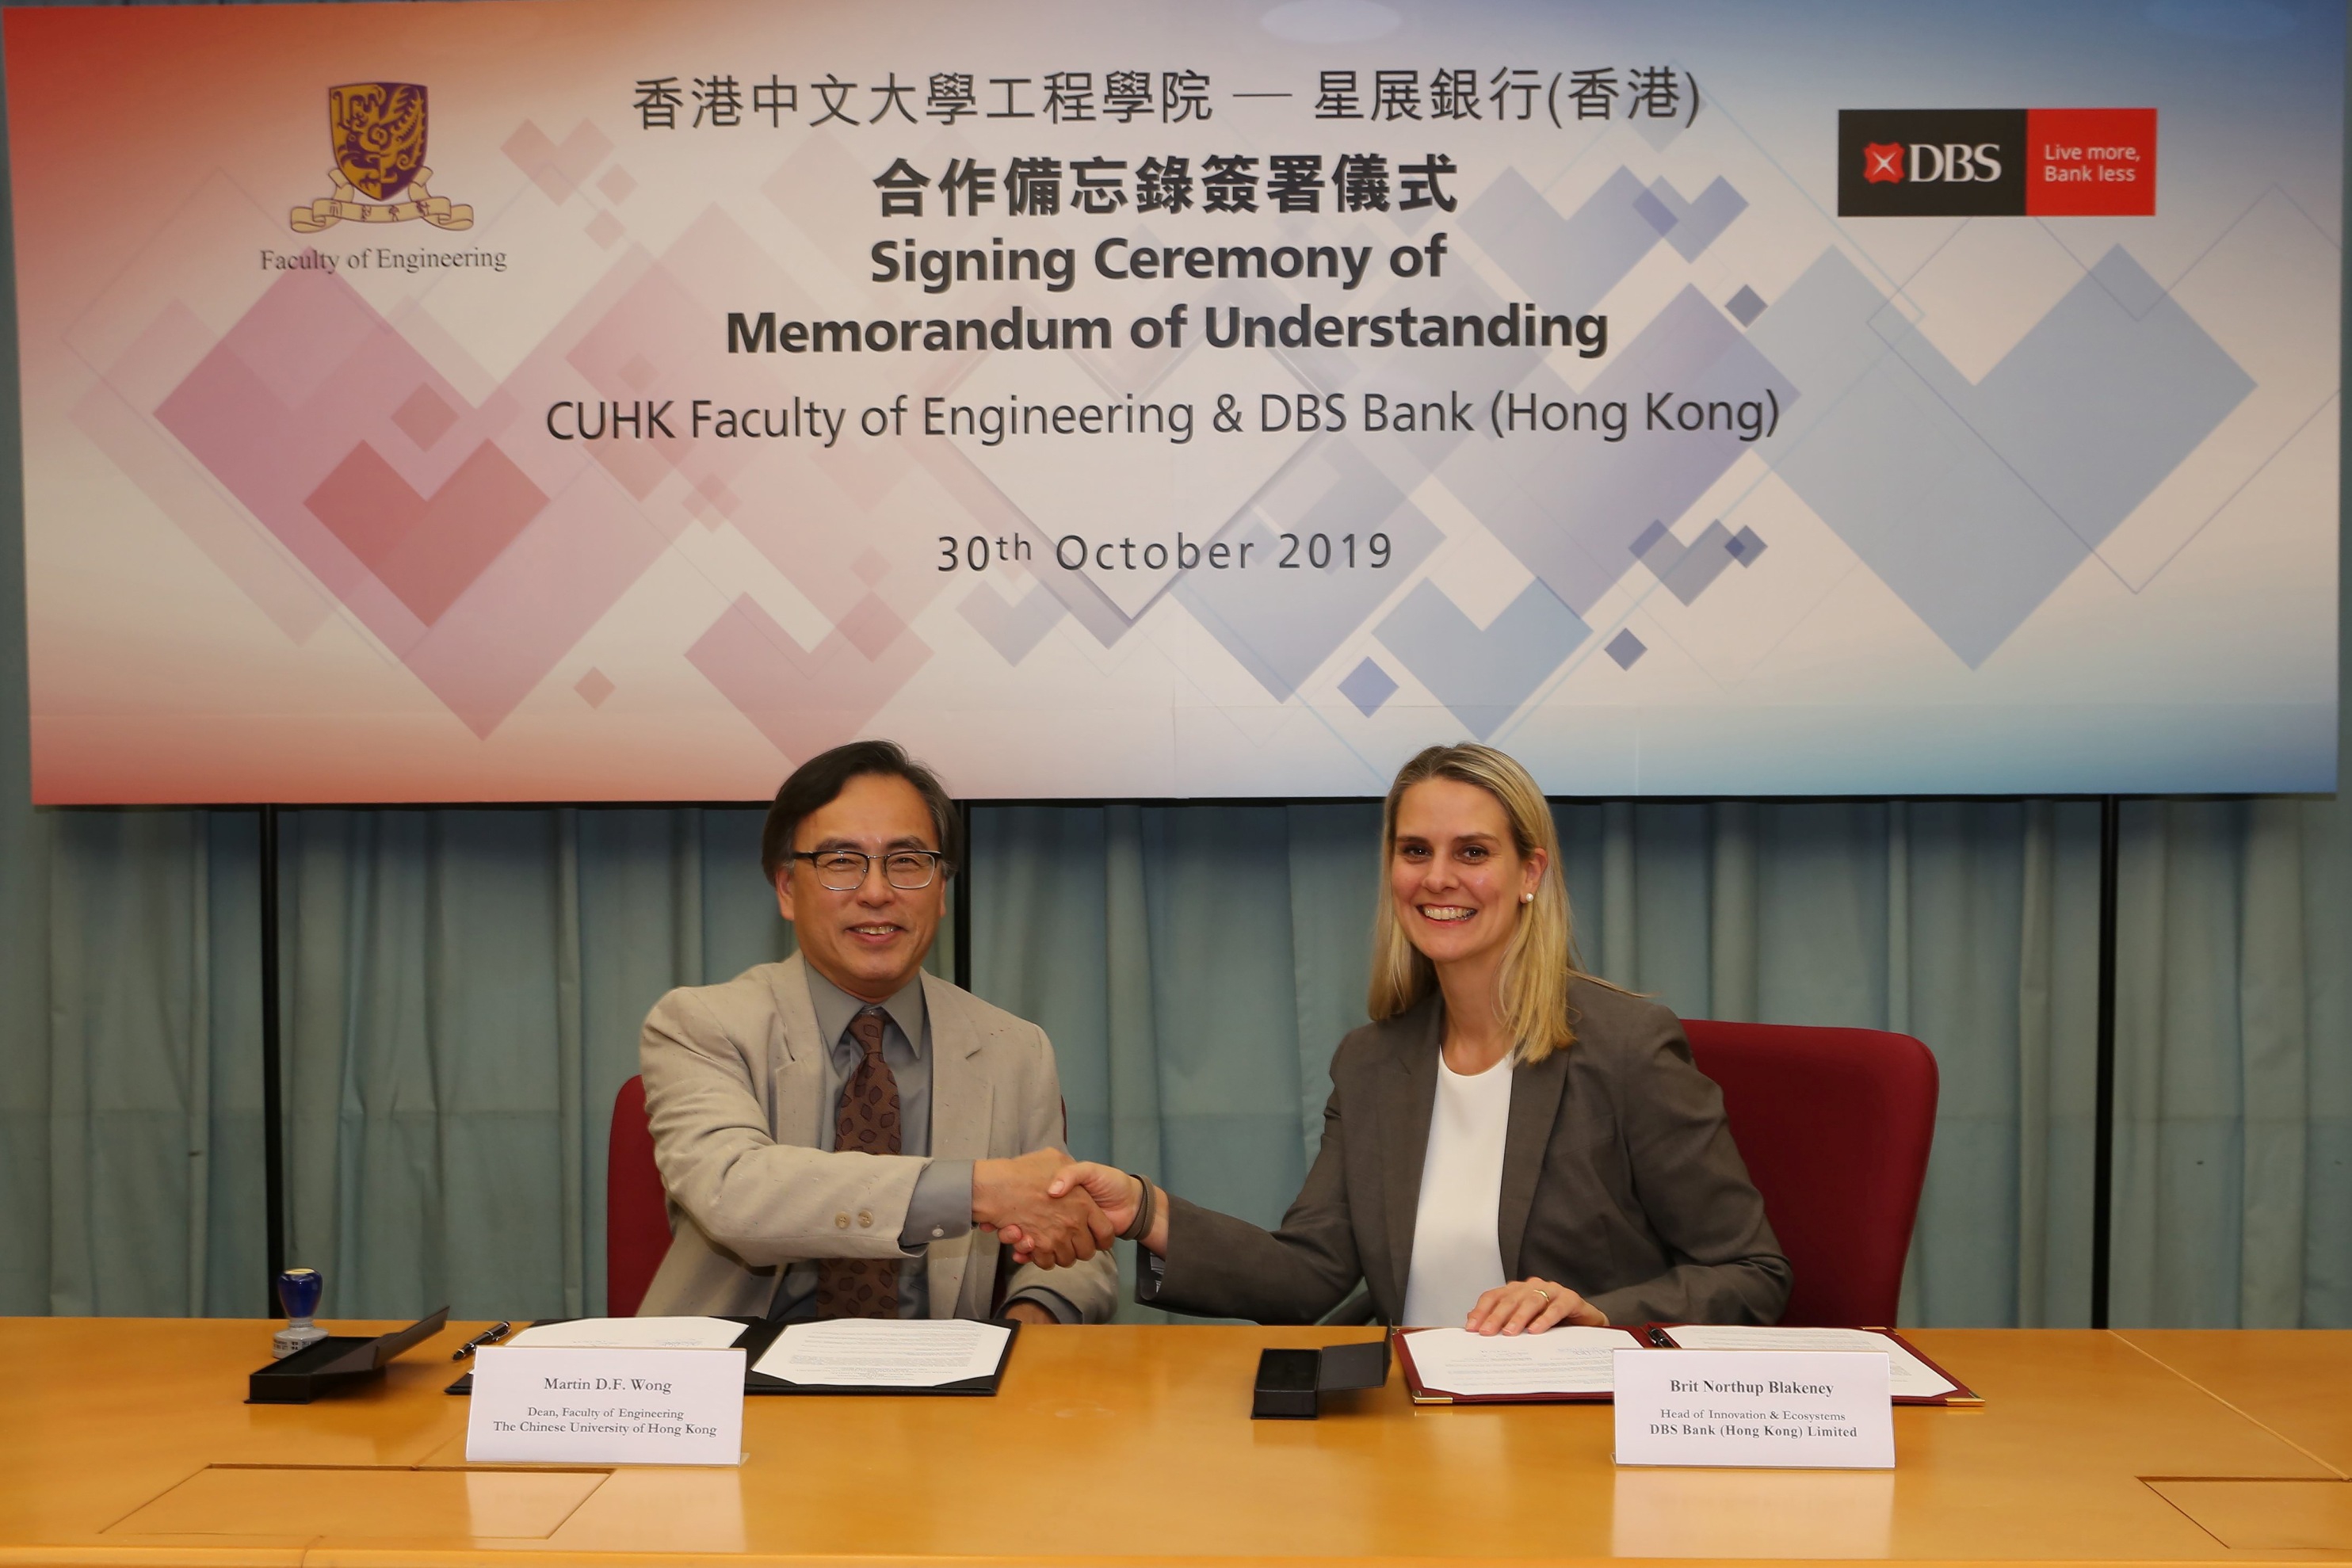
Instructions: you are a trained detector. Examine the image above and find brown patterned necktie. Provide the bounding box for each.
[815,1007,901,1318]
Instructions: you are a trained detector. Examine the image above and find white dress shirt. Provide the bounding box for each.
[1399,1050,1513,1327]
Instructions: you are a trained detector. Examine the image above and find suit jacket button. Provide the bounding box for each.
[834,1212,851,1230]
[857,1210,875,1228]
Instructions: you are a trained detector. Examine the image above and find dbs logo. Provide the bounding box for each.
[1840,107,2150,216]
[1861,142,2003,185]
[1839,109,2022,214]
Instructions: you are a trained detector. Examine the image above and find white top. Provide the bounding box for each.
[1399,1051,1514,1327]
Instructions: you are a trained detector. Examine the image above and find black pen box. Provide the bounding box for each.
[247,1307,448,1404]
[1251,1339,1391,1419]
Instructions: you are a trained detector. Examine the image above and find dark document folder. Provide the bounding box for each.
[742,1316,1021,1395]
[446,1316,1021,1396]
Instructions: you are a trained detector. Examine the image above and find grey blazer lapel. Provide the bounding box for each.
[1376,1001,1444,1314]
[765,954,827,1148]
[1498,1045,1570,1280]
[921,974,991,1319]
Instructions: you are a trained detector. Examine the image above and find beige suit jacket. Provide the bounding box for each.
[1147,980,1792,1327]
[636,954,1117,1322]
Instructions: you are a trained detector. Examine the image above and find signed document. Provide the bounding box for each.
[1661,1325,1959,1400]
[510,1316,745,1351]
[1401,1325,1648,1398]
[753,1318,1013,1388]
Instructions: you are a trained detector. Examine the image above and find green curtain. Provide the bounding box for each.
[270,807,792,1322]
[6,780,2346,1328]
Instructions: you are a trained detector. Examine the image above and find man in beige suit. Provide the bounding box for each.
[636,740,1117,1324]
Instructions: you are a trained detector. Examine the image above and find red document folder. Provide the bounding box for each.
[1395,1322,1982,1406]
[1651,1324,1984,1406]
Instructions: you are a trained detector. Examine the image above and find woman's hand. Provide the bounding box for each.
[999,1163,1172,1261]
[1464,1276,1608,1334]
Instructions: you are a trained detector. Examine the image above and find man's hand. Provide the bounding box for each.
[1001,1162,1170,1261]
[972,1148,1117,1268]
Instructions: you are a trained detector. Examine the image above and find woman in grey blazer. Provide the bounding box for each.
[1009,742,1791,1331]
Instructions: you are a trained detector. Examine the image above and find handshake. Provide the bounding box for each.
[972,1150,1608,1333]
[970,1150,1163,1268]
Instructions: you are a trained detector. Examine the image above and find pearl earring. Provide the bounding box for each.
[1521,892,1533,904]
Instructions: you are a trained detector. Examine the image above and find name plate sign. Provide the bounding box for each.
[1613,1349,1893,1470]
[467,1346,744,1465]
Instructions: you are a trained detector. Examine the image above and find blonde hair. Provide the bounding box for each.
[1367,743,1596,1063]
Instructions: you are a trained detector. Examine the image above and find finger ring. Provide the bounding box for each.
[1534,1288,1551,1303]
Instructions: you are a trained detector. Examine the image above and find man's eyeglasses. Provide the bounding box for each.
[790,849,946,891]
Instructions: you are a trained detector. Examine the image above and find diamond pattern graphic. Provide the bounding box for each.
[835,593,911,663]
[1377,579,1591,738]
[1752,246,2255,666]
[1176,446,1444,700]
[149,258,682,737]
[1900,246,2252,549]
[1464,165,1671,307]
[1632,518,1751,607]
[1338,657,1399,717]
[1445,285,1800,622]
[304,441,546,625]
[391,385,459,450]
[502,119,614,204]
[687,595,931,765]
[960,579,1066,666]
[1635,175,1749,261]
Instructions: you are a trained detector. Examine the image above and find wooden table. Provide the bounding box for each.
[1,1318,2346,1566]
[2116,1330,2352,1475]
[2106,1328,2352,1556]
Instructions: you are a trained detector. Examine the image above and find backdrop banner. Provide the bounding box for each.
[6,0,2339,802]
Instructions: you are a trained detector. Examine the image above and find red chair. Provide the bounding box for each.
[1682,1021,1938,1328]
[607,1076,672,1317]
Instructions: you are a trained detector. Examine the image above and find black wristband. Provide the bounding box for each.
[1119,1172,1156,1242]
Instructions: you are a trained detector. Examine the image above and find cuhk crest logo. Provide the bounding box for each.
[292,83,473,231]
[1863,142,1905,183]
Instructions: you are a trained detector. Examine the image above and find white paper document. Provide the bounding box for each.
[1403,1325,1647,1396]
[510,1316,746,1351]
[1661,1325,1957,1399]
[753,1318,1012,1387]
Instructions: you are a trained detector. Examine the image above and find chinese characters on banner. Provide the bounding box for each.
[869,153,1461,219]
[630,65,1698,132]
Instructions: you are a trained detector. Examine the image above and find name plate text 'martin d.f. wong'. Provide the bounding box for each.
[467,1345,745,1465]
